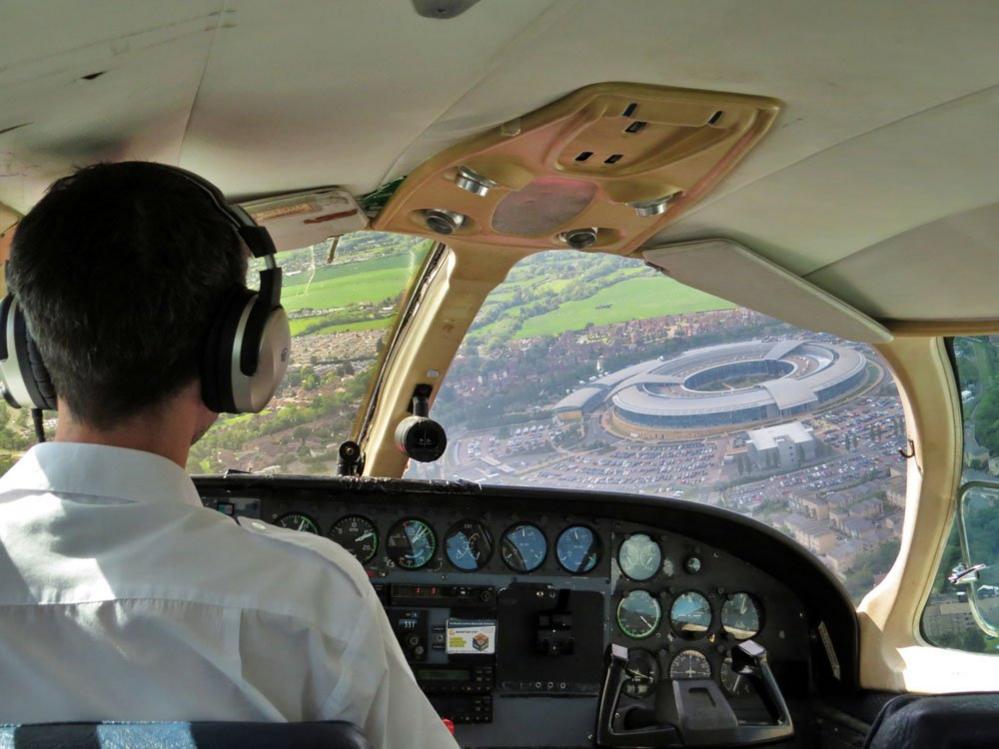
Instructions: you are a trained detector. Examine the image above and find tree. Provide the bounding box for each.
[960,627,987,653]
[974,380,999,455]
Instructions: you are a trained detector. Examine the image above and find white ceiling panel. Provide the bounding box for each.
[0,1,221,211]
[1,0,997,323]
[167,0,556,199]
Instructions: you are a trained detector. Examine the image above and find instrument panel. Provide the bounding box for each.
[198,476,853,748]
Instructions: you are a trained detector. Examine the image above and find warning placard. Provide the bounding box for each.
[445,619,496,655]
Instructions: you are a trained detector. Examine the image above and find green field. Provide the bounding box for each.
[483,276,732,339]
[283,247,733,344]
[290,316,393,337]
[281,253,418,312]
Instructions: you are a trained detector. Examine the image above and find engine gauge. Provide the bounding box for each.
[328,515,378,563]
[556,525,601,574]
[669,649,712,680]
[684,555,703,574]
[386,518,437,570]
[623,648,660,698]
[445,519,494,571]
[721,656,754,696]
[275,512,320,534]
[721,592,762,640]
[501,523,547,572]
[618,533,662,581]
[617,590,661,639]
[670,591,712,638]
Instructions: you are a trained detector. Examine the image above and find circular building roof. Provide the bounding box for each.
[555,339,867,429]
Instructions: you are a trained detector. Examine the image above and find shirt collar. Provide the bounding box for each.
[0,442,203,508]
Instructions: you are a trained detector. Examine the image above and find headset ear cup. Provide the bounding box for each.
[25,334,56,411]
[0,297,56,411]
[233,304,290,413]
[201,288,256,414]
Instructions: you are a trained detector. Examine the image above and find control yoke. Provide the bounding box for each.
[596,640,793,748]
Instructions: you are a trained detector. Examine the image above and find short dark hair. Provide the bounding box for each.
[7,162,247,428]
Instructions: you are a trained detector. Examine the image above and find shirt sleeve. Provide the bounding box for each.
[319,583,459,749]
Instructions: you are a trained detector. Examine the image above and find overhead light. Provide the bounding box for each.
[560,227,599,250]
[628,192,682,217]
[454,166,498,197]
[423,208,466,235]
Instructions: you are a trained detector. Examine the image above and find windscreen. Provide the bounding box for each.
[406,250,909,602]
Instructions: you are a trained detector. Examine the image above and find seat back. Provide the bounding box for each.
[0,721,370,749]
[864,693,999,749]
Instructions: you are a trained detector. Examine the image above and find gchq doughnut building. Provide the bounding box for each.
[554,340,869,431]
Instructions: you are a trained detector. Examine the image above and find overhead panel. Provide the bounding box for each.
[374,83,780,256]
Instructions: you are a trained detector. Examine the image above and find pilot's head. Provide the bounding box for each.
[7,162,247,440]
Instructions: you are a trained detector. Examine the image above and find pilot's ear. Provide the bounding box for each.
[191,390,220,446]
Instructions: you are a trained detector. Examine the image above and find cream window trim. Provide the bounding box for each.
[855,337,999,692]
[362,244,530,478]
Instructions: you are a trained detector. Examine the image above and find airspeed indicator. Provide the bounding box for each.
[329,515,378,563]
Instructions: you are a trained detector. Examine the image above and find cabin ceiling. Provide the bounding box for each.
[1,0,998,323]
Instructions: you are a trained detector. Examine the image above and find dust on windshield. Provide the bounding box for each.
[187,231,431,474]
[407,250,909,602]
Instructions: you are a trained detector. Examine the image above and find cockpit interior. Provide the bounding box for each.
[2,2,999,747]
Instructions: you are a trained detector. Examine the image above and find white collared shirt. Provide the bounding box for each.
[0,443,456,748]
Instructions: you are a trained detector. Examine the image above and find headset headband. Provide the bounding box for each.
[155,165,278,260]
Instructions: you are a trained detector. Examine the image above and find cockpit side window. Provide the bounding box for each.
[921,336,999,653]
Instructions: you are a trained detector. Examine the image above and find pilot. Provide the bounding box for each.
[0,163,457,748]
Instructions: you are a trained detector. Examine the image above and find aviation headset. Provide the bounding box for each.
[0,164,292,416]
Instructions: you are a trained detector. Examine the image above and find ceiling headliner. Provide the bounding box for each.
[1,0,997,322]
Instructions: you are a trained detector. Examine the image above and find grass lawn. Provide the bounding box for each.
[515,276,732,338]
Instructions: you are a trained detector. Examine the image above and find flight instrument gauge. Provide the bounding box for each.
[617,590,661,639]
[623,648,660,698]
[618,533,662,581]
[328,515,378,563]
[501,523,547,572]
[721,657,753,696]
[721,592,762,640]
[556,525,601,574]
[669,650,711,680]
[445,519,494,571]
[662,557,676,578]
[670,591,712,637]
[386,518,437,570]
[275,512,320,534]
